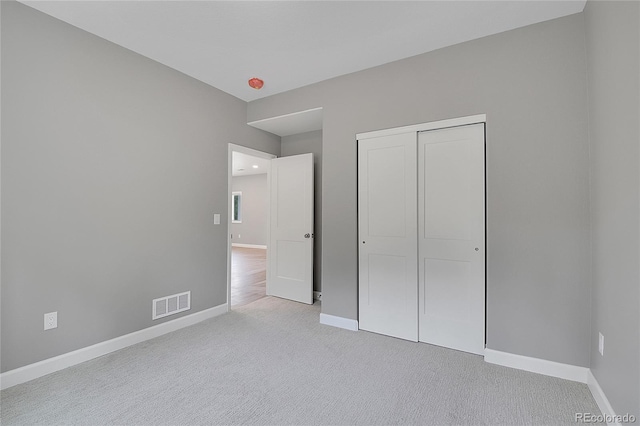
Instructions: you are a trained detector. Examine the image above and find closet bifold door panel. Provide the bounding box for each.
[418,123,485,355]
[357,132,418,342]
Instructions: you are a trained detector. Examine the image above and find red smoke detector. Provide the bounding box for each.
[248,78,264,90]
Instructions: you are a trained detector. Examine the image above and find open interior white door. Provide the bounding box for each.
[418,123,485,355]
[267,153,314,304]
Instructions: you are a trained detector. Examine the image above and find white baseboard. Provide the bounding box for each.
[587,370,620,425]
[319,313,358,331]
[0,303,228,390]
[484,348,589,383]
[231,243,267,249]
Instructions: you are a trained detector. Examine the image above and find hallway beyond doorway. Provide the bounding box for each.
[231,246,266,307]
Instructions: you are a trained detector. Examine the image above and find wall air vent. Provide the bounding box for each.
[152,291,191,320]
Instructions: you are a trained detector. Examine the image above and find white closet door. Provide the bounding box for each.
[358,132,418,342]
[418,123,485,355]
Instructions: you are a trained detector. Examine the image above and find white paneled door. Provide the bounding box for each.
[358,132,418,341]
[418,124,485,355]
[267,153,314,304]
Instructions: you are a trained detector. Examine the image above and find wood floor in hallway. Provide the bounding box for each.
[231,246,266,307]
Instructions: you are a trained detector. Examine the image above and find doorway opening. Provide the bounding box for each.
[230,245,267,307]
[227,144,276,308]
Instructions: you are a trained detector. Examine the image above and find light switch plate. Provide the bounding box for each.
[598,332,604,356]
[214,214,220,225]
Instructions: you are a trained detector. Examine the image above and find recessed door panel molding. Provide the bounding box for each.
[276,163,306,230]
[418,123,485,355]
[367,254,408,309]
[423,139,473,241]
[358,132,418,342]
[268,153,314,304]
[275,240,306,281]
[423,258,472,322]
[367,145,407,238]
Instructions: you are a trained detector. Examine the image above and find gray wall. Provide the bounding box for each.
[231,174,268,246]
[0,0,3,373]
[0,2,280,372]
[249,14,592,367]
[584,1,640,417]
[281,130,322,292]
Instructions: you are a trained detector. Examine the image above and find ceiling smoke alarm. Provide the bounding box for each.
[248,78,264,89]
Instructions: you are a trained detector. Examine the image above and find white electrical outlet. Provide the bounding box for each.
[213,214,220,225]
[44,312,57,330]
[598,332,604,356]
[238,234,241,239]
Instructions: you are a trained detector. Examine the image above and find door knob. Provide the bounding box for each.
[475,247,479,251]
[304,233,311,239]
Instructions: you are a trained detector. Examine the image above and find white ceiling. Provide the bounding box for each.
[21,1,586,103]
[232,151,269,177]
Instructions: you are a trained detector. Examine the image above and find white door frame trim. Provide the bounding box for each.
[227,144,277,310]
[357,114,486,140]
